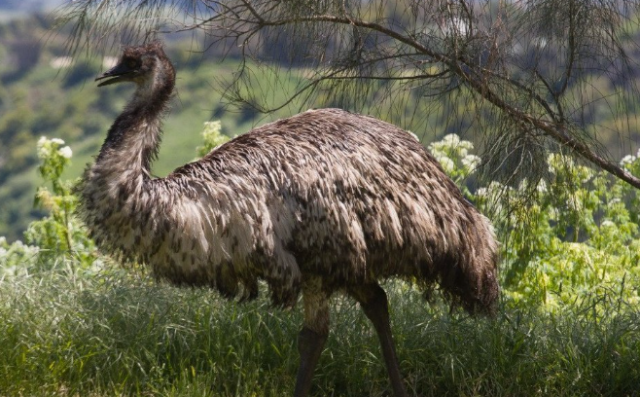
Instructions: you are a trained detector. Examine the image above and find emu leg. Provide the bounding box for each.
[349,283,408,397]
[294,327,328,397]
[294,277,330,397]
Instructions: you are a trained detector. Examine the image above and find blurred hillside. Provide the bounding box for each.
[0,0,62,21]
[1,11,640,241]
[0,14,310,241]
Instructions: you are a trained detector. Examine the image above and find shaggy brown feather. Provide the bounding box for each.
[77,43,498,316]
[77,41,499,397]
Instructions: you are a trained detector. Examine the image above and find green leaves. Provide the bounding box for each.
[429,134,640,314]
[195,120,230,159]
[23,137,97,273]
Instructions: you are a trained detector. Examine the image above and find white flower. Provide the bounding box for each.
[429,134,459,151]
[51,138,65,146]
[442,133,461,146]
[600,220,615,228]
[536,179,547,193]
[58,146,73,159]
[436,155,455,174]
[462,154,481,171]
[37,137,50,158]
[406,130,420,141]
[620,154,636,167]
[203,120,221,133]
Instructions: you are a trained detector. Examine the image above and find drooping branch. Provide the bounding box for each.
[459,69,640,189]
[60,0,640,189]
[206,6,640,189]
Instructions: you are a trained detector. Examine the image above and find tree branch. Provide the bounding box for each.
[237,11,640,189]
[63,0,640,189]
[460,70,640,189]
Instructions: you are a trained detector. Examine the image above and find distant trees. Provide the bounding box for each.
[7,38,41,77]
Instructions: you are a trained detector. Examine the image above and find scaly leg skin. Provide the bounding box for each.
[349,283,409,397]
[293,327,328,397]
[294,277,330,397]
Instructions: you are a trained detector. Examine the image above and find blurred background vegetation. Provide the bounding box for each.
[1,3,640,395]
[0,10,296,240]
[3,3,640,242]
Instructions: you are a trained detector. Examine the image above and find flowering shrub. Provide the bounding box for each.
[429,135,640,312]
[195,120,230,158]
[25,137,97,272]
[428,134,481,197]
[0,237,39,279]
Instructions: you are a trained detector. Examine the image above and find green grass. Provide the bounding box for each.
[1,264,638,397]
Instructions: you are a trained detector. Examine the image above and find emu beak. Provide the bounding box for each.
[95,62,134,87]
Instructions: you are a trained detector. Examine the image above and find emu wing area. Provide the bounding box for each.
[165,109,496,309]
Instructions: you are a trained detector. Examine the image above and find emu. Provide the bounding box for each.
[78,42,499,397]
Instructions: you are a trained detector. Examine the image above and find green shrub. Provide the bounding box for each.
[8,137,98,276]
[195,120,230,158]
[429,135,640,313]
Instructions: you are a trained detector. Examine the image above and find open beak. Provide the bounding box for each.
[95,62,135,87]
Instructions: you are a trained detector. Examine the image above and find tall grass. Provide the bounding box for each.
[1,265,638,397]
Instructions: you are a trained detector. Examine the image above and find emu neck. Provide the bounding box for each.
[96,66,174,181]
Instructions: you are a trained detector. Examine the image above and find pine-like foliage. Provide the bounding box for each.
[59,0,640,190]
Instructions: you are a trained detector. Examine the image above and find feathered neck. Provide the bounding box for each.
[95,57,175,180]
[77,50,178,264]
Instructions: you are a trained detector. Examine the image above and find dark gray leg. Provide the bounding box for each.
[349,283,408,397]
[294,277,330,397]
[294,327,328,397]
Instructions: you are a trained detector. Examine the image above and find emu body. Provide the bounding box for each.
[78,42,499,397]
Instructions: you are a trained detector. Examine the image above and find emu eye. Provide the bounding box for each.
[126,59,138,69]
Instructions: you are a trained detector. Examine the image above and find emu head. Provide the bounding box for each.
[95,42,173,88]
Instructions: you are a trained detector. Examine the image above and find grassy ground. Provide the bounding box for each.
[1,261,638,397]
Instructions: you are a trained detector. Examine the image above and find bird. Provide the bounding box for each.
[77,41,499,397]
